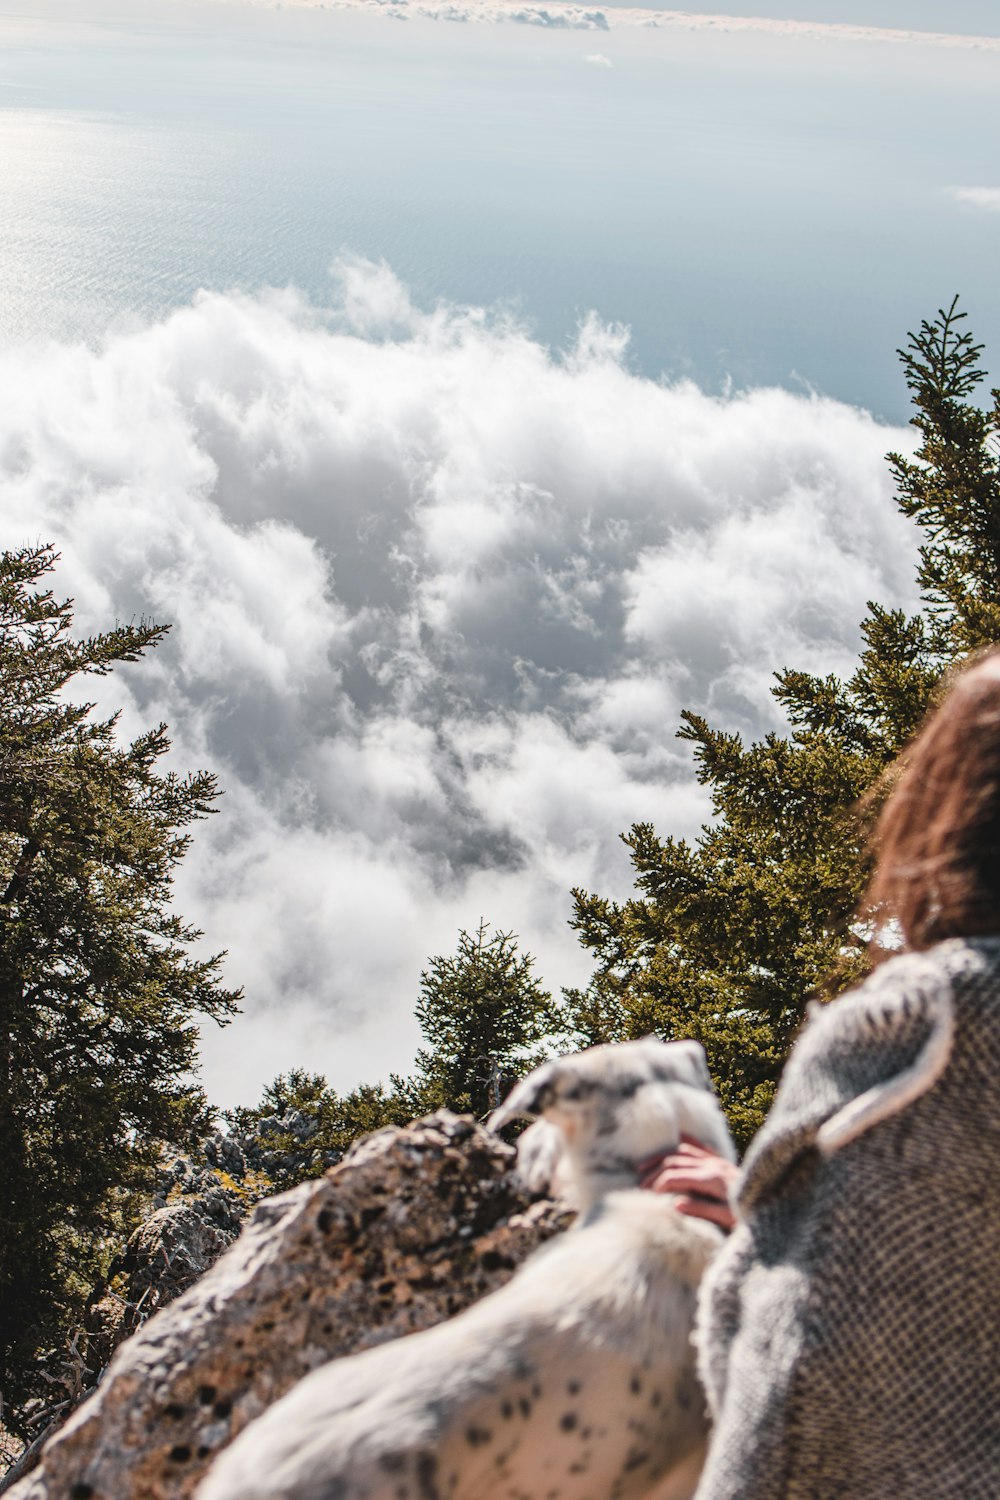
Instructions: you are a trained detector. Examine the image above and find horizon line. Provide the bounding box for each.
[242,0,1000,47]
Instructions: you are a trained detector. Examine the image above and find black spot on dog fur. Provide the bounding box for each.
[416,1451,440,1500]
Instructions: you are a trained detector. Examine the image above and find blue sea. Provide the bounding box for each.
[2,0,999,419]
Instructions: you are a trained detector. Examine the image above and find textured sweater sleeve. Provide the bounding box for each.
[692,944,981,1500]
[736,950,956,1216]
[693,1216,756,1419]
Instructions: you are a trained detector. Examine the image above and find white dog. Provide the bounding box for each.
[198,1037,736,1500]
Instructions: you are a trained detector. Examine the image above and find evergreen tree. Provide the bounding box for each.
[568,300,1000,1148]
[225,1068,416,1192]
[414,921,562,1119]
[225,924,563,1190]
[0,544,241,1434]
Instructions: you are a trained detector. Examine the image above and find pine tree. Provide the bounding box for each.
[225,1068,416,1192]
[413,921,562,1119]
[225,926,561,1191]
[0,544,241,1434]
[568,300,1000,1148]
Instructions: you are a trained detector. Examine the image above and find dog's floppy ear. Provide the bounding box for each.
[512,1117,567,1195]
[639,1035,714,1092]
[489,1060,558,1131]
[666,1038,715,1092]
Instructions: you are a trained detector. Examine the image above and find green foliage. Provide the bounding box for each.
[890,297,1000,653]
[225,1067,416,1192]
[0,544,241,1434]
[227,923,559,1193]
[568,301,1000,1149]
[413,921,563,1119]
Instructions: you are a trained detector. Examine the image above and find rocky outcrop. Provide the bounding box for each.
[3,1111,360,1486]
[7,1113,571,1500]
[1,1153,253,1492]
[70,1146,253,1394]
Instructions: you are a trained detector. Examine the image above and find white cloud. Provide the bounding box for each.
[584,51,612,66]
[330,252,421,336]
[950,186,1000,212]
[499,6,609,28]
[248,0,1000,50]
[0,259,921,1107]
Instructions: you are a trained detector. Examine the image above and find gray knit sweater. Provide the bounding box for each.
[694,937,1000,1500]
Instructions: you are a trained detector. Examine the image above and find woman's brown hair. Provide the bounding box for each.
[864,648,1000,955]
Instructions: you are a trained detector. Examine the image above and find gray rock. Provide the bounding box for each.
[6,1113,570,1500]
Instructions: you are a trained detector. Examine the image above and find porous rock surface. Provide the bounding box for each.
[60,1148,253,1406]
[7,1113,570,1500]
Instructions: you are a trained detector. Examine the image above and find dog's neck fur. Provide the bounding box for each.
[564,1143,668,1218]
[561,1085,735,1217]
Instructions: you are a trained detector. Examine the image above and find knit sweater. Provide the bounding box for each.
[694,937,1000,1500]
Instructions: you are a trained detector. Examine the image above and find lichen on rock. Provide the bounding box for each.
[6,1112,570,1500]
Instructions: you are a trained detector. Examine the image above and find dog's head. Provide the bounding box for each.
[491,1036,735,1208]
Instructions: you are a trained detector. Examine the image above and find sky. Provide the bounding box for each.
[4,1,1000,415]
[1,0,998,1108]
[579,0,996,25]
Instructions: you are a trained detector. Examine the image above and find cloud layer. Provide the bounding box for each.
[0,260,920,1105]
[230,0,1000,48]
[951,186,1000,211]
